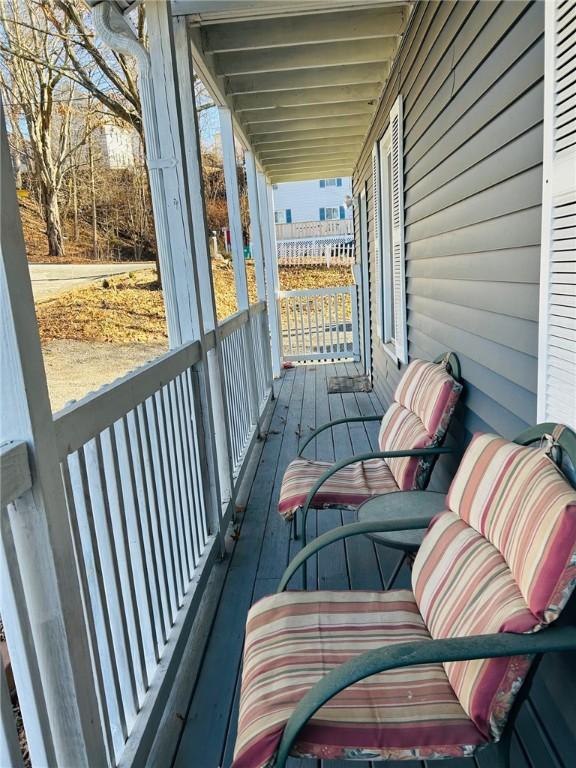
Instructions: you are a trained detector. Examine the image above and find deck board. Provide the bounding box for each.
[172,362,534,768]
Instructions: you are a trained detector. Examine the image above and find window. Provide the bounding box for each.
[372,95,407,364]
[319,206,344,221]
[274,209,291,224]
[319,178,343,188]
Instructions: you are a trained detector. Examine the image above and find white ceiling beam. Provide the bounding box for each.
[227,62,389,94]
[266,162,356,176]
[256,136,364,153]
[270,168,354,182]
[264,155,358,169]
[259,145,360,161]
[173,1,411,22]
[241,101,374,123]
[252,126,367,145]
[248,114,368,135]
[214,38,396,76]
[200,7,406,52]
[233,83,381,110]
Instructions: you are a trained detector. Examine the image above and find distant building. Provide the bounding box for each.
[272,178,355,266]
[272,177,353,225]
[96,123,139,170]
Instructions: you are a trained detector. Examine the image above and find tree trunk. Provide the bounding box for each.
[89,135,98,260]
[44,188,65,258]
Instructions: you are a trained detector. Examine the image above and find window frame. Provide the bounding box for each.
[373,95,407,365]
[376,131,399,364]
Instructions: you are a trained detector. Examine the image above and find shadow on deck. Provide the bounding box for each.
[172,363,572,768]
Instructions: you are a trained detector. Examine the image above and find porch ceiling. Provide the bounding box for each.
[174,0,412,182]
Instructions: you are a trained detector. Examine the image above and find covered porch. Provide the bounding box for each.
[1,1,575,768]
[171,363,572,768]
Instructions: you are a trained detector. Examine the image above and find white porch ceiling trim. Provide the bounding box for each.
[179,1,413,182]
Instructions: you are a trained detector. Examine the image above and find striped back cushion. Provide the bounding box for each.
[378,359,462,490]
[447,433,576,624]
[413,433,576,740]
[378,404,431,490]
[394,359,462,437]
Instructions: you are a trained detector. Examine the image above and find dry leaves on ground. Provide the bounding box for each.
[36,261,354,344]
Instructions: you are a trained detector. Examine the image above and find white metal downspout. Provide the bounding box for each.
[92,2,182,346]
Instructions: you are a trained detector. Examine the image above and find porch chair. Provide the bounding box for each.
[233,424,576,768]
[278,354,463,543]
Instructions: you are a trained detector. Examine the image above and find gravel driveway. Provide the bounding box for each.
[44,339,168,412]
[30,262,165,411]
[29,262,151,302]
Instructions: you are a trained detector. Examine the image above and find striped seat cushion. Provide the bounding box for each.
[278,457,398,521]
[277,358,462,521]
[232,590,487,768]
[412,433,576,741]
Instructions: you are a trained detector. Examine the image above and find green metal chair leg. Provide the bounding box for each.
[292,508,299,540]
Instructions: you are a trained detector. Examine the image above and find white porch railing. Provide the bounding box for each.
[1,307,273,768]
[217,302,272,478]
[278,286,360,363]
[275,219,353,239]
[276,237,355,267]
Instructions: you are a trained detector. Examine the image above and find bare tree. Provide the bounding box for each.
[0,0,98,257]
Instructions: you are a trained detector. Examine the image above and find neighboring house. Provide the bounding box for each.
[272,177,352,224]
[96,123,139,170]
[273,178,354,264]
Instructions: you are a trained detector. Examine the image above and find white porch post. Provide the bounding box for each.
[245,151,266,302]
[100,1,226,546]
[172,16,234,513]
[218,107,261,424]
[0,110,107,767]
[257,171,282,376]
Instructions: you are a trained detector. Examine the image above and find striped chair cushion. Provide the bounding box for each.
[277,358,462,522]
[394,359,463,437]
[278,457,398,521]
[413,433,576,740]
[232,590,488,768]
[378,403,433,490]
[447,433,576,624]
[377,360,462,490]
[412,511,536,739]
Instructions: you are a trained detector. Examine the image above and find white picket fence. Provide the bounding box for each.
[277,237,355,267]
[278,286,360,362]
[0,305,273,768]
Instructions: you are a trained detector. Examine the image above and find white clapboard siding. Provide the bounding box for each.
[538,0,576,429]
[389,94,408,365]
[278,286,360,362]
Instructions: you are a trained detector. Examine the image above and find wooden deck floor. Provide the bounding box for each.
[173,363,570,768]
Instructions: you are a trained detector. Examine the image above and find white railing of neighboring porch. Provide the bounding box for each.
[278,286,360,363]
[277,237,355,267]
[275,219,353,239]
[0,305,273,768]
